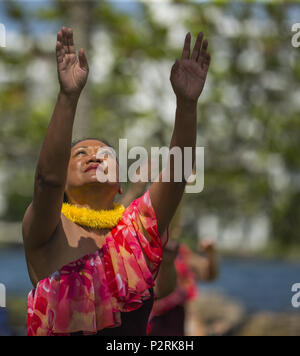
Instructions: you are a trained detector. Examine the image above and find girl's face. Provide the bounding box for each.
[65,139,120,194]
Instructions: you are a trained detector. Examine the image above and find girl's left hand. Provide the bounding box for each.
[198,238,216,255]
[170,32,211,103]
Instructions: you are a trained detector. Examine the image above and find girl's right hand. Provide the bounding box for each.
[56,27,89,97]
[198,238,216,256]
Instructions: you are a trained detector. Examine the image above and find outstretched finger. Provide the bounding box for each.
[191,32,203,61]
[61,26,69,54]
[56,41,65,64]
[67,28,76,55]
[181,33,191,60]
[57,30,62,44]
[197,39,208,64]
[78,48,89,71]
[201,52,211,71]
[56,31,65,62]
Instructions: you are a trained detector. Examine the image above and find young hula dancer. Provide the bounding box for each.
[23,27,210,336]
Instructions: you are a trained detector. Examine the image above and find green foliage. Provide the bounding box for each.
[2,168,34,221]
[0,0,300,254]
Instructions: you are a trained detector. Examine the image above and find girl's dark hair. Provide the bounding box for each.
[63,137,116,203]
[71,137,114,149]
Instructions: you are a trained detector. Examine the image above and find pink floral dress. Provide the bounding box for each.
[27,190,166,336]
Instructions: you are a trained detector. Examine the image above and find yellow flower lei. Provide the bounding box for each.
[61,202,125,229]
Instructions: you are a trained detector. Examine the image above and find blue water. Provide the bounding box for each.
[1,247,300,313]
[0,247,32,297]
[199,257,300,313]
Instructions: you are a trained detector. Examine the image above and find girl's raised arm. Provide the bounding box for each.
[22,27,89,250]
[150,32,211,236]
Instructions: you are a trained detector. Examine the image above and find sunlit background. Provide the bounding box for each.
[0,0,300,336]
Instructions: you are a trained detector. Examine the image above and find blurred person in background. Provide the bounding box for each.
[147,236,218,336]
[22,27,211,336]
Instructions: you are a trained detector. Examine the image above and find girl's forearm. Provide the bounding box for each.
[171,98,197,148]
[169,98,198,181]
[154,257,178,299]
[36,91,79,187]
[207,253,219,280]
[188,252,218,282]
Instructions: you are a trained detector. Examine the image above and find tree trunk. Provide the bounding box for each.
[66,0,94,139]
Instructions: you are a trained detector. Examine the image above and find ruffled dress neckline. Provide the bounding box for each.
[27,190,165,336]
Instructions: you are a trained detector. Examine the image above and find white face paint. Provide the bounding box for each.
[96,146,118,183]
